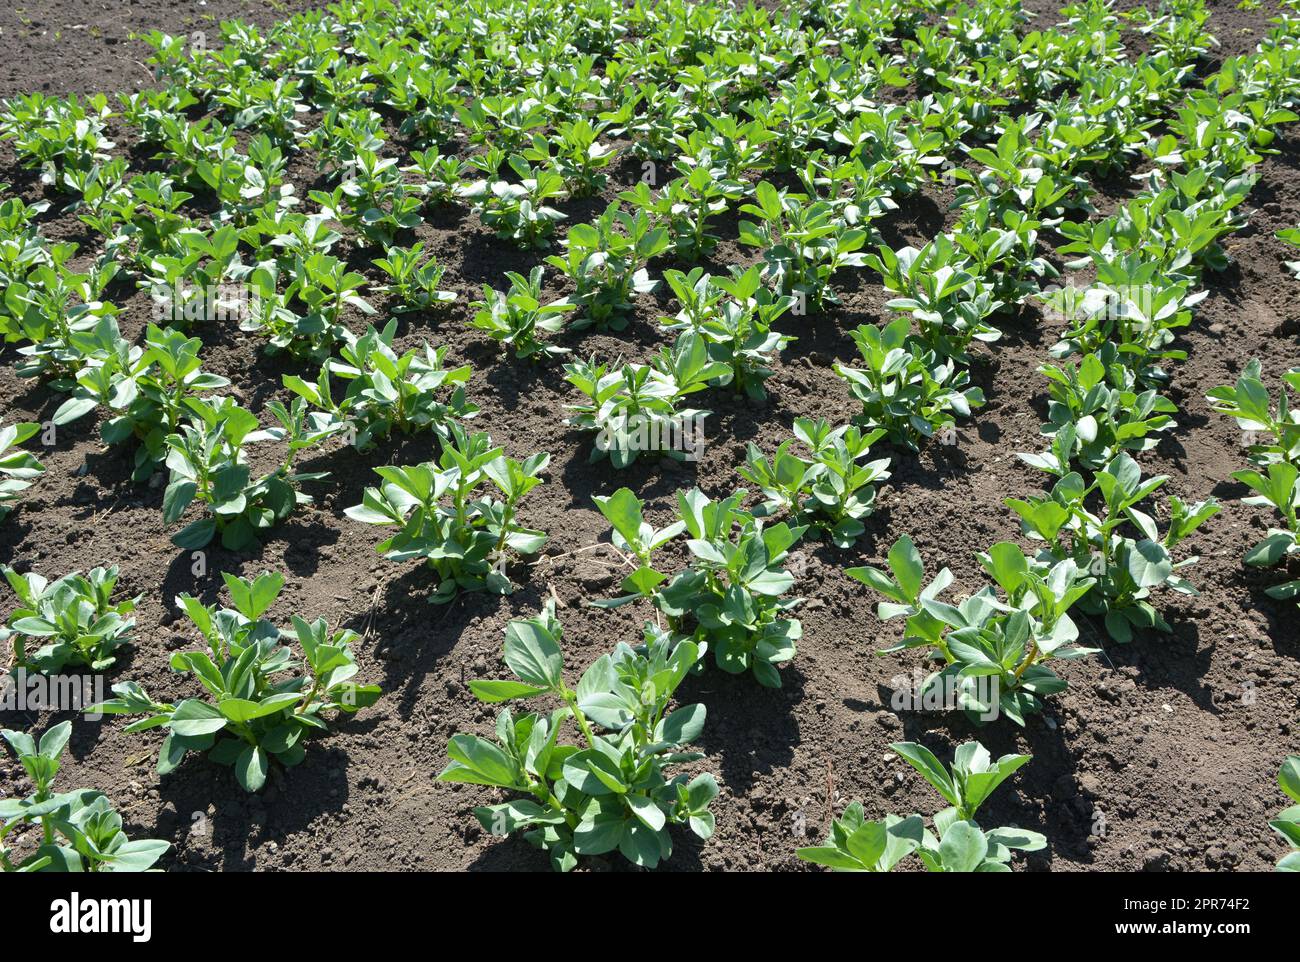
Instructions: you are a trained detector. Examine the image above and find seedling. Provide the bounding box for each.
[660,266,794,400]
[738,181,868,308]
[546,202,669,331]
[372,243,457,312]
[656,489,806,687]
[346,426,550,602]
[563,332,726,468]
[1006,454,1219,643]
[1271,756,1300,871]
[470,267,576,361]
[799,740,1045,872]
[1,566,138,673]
[438,603,717,871]
[284,321,476,450]
[1023,351,1177,476]
[0,421,43,520]
[1208,359,1300,468]
[741,417,891,547]
[93,571,380,792]
[835,319,985,450]
[849,535,1097,724]
[162,397,341,551]
[1230,461,1300,605]
[1,722,169,872]
[53,320,231,481]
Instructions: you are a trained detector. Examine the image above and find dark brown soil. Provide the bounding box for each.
[0,1,322,98]
[0,0,1297,872]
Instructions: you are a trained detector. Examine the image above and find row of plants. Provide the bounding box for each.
[3,0,1300,872]
[849,0,1298,723]
[0,569,379,870]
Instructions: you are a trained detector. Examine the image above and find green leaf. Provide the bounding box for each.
[845,565,904,601]
[104,839,170,872]
[473,799,555,835]
[235,744,269,792]
[939,821,988,872]
[888,535,924,600]
[217,692,300,722]
[441,734,519,788]
[222,571,284,619]
[593,487,644,549]
[562,748,626,796]
[891,742,958,807]
[168,699,228,738]
[618,819,665,867]
[468,680,551,703]
[162,480,197,524]
[1127,539,1172,589]
[755,180,782,220]
[502,619,564,689]
[659,703,706,744]
[627,794,666,832]
[797,845,866,870]
[10,617,59,636]
[171,518,216,550]
[1281,756,1300,804]
[573,801,624,855]
[843,819,888,868]
[982,542,1028,595]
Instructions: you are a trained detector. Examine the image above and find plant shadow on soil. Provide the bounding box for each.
[154,738,366,871]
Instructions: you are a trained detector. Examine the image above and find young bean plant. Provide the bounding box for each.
[1207,358,1300,468]
[162,397,341,551]
[53,321,231,481]
[591,486,807,687]
[1,566,138,673]
[849,535,1097,724]
[1006,454,1219,643]
[0,421,43,521]
[835,319,985,450]
[470,267,576,361]
[284,321,476,451]
[563,332,726,468]
[1,722,170,872]
[740,417,891,547]
[93,571,380,792]
[660,266,794,400]
[546,202,669,331]
[345,426,550,602]
[798,740,1045,872]
[738,181,868,309]
[438,602,718,871]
